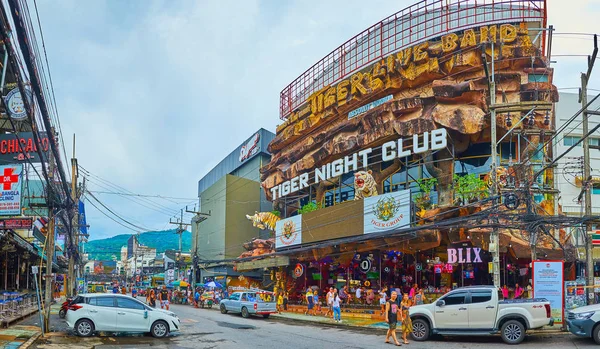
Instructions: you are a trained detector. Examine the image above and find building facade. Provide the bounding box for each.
[240,0,570,307]
[192,128,275,286]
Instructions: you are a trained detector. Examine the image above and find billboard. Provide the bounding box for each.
[533,260,564,324]
[0,132,49,163]
[0,164,22,216]
[275,215,302,249]
[364,189,410,235]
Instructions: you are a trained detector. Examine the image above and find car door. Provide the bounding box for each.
[434,291,469,329]
[226,293,240,312]
[467,290,496,329]
[88,296,117,331]
[115,296,149,332]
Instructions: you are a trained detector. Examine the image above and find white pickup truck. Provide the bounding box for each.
[219,291,277,319]
[409,286,553,344]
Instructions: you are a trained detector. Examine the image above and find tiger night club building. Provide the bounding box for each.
[233,0,576,305]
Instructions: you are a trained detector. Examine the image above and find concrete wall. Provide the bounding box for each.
[224,175,262,259]
[196,176,227,261]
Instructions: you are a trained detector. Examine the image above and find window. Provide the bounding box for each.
[528,74,548,83]
[470,290,492,304]
[95,297,115,307]
[564,136,581,147]
[441,292,466,306]
[590,138,600,147]
[116,297,145,310]
[229,293,240,301]
[593,188,600,195]
[72,296,86,304]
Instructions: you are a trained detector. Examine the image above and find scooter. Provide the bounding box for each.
[58,297,73,319]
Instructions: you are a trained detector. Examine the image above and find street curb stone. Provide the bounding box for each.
[19,331,41,349]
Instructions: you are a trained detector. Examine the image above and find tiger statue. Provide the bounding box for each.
[484,166,510,189]
[354,170,378,200]
[245,211,281,231]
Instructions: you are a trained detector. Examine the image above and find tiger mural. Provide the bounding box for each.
[245,211,281,231]
[484,167,510,189]
[354,170,378,200]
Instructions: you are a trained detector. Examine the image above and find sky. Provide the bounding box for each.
[33,0,600,241]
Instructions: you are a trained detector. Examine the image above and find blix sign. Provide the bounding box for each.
[447,247,483,264]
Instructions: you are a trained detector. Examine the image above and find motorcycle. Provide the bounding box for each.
[58,297,73,319]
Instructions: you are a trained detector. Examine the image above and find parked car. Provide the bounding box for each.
[65,293,180,338]
[409,285,553,344]
[566,304,600,344]
[219,291,277,318]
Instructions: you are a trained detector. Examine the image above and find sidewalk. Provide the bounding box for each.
[0,326,41,349]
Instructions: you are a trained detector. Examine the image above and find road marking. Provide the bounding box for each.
[181,318,198,323]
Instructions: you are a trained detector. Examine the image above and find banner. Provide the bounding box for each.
[0,132,49,163]
[79,200,88,236]
[364,189,410,234]
[275,214,302,249]
[0,164,22,216]
[533,260,564,324]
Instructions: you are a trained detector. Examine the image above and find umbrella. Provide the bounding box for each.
[204,281,222,288]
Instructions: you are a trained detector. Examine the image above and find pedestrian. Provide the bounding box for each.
[339,285,348,304]
[159,285,170,310]
[414,288,425,305]
[379,287,387,315]
[501,284,509,299]
[332,289,342,322]
[132,287,137,298]
[304,288,314,316]
[400,293,412,345]
[313,290,320,315]
[409,283,418,299]
[149,289,156,308]
[384,291,401,346]
[514,283,524,299]
[325,287,334,318]
[194,288,201,308]
[283,292,289,311]
[277,292,284,313]
[355,286,362,304]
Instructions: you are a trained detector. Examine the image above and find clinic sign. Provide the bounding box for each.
[0,164,22,216]
[269,128,448,200]
[533,260,564,324]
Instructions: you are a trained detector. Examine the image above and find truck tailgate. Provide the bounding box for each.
[256,302,277,313]
[498,299,552,329]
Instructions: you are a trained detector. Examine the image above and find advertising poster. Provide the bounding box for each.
[566,279,587,310]
[364,189,410,234]
[533,260,564,324]
[0,164,22,215]
[275,214,302,249]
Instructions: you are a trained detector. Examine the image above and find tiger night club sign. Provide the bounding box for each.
[269,128,448,200]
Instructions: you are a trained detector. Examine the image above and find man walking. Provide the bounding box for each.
[325,287,334,318]
[385,291,401,346]
[159,285,170,310]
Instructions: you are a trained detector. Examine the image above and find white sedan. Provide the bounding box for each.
[65,293,180,338]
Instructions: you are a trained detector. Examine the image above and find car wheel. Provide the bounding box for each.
[501,320,525,344]
[220,304,228,314]
[151,320,169,338]
[241,307,249,318]
[75,319,94,337]
[593,324,600,344]
[262,314,270,319]
[59,309,66,319]
[411,318,430,341]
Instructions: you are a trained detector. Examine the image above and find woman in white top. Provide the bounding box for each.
[379,287,387,315]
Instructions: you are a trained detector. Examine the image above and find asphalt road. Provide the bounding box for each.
[26,303,600,349]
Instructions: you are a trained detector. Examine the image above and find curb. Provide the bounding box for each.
[270,314,387,332]
[19,331,42,349]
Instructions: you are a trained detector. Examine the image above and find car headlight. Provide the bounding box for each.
[168,312,178,318]
[574,311,595,320]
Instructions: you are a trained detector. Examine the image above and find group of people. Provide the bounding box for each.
[501,283,532,299]
[145,285,172,310]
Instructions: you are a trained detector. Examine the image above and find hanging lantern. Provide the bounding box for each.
[544,110,550,125]
[505,112,512,127]
[528,113,535,126]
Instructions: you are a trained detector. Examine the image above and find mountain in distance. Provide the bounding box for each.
[85,229,191,261]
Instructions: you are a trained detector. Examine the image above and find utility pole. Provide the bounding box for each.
[186,205,210,287]
[68,134,78,297]
[170,209,190,281]
[483,41,500,288]
[581,34,598,304]
[43,139,56,332]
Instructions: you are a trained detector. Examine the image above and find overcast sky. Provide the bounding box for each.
[35,0,600,240]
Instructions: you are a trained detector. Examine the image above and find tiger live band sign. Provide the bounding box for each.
[0,164,22,216]
[364,189,410,234]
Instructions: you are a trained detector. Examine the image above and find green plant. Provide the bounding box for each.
[270,210,281,217]
[414,178,438,210]
[453,174,489,205]
[298,202,319,214]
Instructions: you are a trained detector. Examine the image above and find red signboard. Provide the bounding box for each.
[0,217,33,229]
